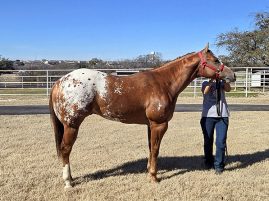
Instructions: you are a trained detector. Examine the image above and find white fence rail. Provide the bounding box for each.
[0,67,268,97]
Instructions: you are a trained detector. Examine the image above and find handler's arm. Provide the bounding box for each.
[203,81,213,94]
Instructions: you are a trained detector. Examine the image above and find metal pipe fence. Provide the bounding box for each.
[0,67,268,97]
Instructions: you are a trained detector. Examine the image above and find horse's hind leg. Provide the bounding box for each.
[61,125,78,189]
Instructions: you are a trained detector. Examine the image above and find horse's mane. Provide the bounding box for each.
[176,52,196,60]
[155,52,196,70]
[163,52,196,64]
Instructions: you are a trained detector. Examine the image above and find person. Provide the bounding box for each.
[200,78,231,174]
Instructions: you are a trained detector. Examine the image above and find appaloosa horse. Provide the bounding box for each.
[49,44,236,188]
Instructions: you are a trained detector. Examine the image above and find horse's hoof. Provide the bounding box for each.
[64,185,73,190]
[148,174,160,183]
[151,177,160,183]
[64,181,73,190]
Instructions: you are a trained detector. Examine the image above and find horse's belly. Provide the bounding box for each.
[102,115,148,125]
[97,106,148,124]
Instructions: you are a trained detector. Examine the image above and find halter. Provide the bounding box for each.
[198,52,224,79]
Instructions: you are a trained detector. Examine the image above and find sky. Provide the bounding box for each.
[0,0,268,61]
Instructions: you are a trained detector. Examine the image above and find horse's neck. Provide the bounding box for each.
[154,54,199,98]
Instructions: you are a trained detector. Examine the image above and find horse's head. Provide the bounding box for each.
[197,44,236,83]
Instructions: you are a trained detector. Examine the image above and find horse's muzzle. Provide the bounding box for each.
[224,73,236,83]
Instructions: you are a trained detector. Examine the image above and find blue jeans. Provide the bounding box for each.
[200,117,229,170]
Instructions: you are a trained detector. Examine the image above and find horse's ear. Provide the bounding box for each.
[203,43,209,52]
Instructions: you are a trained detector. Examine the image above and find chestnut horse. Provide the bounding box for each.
[49,45,236,188]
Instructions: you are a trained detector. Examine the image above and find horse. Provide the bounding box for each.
[49,44,236,188]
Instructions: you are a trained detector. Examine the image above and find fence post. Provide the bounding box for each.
[263,70,265,93]
[46,70,49,97]
[194,79,197,97]
[245,68,248,97]
[234,80,237,91]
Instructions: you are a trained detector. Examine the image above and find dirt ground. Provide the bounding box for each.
[1,108,268,200]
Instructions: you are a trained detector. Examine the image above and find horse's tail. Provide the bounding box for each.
[49,87,64,158]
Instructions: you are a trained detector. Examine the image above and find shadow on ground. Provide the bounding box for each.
[74,149,269,185]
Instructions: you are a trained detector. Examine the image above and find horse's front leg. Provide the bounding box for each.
[61,125,78,189]
[147,125,151,171]
[148,121,168,182]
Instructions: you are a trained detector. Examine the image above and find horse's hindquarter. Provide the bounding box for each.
[52,69,107,126]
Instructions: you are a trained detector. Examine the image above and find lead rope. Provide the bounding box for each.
[216,79,221,117]
[225,145,229,164]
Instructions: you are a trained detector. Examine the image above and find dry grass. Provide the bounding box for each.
[1,111,269,201]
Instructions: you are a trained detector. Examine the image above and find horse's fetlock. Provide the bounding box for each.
[62,164,71,181]
[149,168,156,175]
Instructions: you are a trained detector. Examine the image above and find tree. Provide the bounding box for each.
[135,52,163,68]
[216,12,269,67]
[255,12,269,30]
[0,58,14,71]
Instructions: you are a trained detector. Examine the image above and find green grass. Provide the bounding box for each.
[0,88,48,95]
